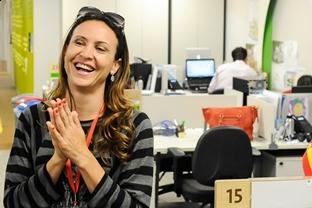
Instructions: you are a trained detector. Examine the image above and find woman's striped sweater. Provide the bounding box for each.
[4,103,154,208]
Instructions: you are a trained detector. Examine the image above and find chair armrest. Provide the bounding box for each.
[167,147,192,196]
[168,147,186,157]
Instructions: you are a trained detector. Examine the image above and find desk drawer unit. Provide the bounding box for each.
[261,151,304,177]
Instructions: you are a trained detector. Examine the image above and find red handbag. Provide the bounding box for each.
[202,106,258,140]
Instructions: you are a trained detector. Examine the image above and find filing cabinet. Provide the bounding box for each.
[261,151,304,177]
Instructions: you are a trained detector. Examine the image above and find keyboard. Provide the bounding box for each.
[188,78,210,88]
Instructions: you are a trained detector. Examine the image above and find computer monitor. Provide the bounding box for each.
[186,48,211,59]
[292,86,312,93]
[186,58,215,78]
[186,58,215,91]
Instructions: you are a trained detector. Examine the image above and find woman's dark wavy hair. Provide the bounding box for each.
[49,14,134,164]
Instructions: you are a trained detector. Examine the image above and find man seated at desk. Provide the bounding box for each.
[208,46,258,93]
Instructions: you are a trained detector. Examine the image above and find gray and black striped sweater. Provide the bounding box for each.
[4,103,154,208]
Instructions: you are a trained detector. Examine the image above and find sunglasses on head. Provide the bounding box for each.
[76,6,125,32]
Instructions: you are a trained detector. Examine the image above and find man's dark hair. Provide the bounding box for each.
[231,47,247,61]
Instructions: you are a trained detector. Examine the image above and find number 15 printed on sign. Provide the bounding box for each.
[215,179,251,208]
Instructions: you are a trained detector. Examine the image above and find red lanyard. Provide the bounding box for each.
[65,104,105,202]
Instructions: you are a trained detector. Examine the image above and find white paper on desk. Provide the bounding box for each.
[253,90,282,128]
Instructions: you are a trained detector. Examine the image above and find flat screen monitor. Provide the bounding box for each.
[186,48,211,59]
[186,59,215,78]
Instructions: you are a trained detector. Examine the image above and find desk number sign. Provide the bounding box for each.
[215,179,251,208]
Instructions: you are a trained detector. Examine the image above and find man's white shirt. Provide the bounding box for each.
[208,60,258,93]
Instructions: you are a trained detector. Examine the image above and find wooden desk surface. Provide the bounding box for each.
[154,129,309,154]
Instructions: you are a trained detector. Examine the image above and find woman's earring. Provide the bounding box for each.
[111,74,115,82]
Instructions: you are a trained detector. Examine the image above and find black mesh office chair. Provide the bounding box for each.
[297,75,312,86]
[168,126,253,207]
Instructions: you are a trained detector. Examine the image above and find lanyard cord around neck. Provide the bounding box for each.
[65,104,105,199]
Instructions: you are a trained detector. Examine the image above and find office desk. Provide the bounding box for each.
[154,129,271,154]
[142,89,243,128]
[154,128,309,153]
[153,128,308,207]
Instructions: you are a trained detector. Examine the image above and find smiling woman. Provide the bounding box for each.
[64,20,120,92]
[4,6,154,208]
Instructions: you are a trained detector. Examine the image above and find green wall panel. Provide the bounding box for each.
[12,0,33,94]
[262,0,276,89]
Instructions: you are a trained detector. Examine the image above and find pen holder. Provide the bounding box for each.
[176,124,186,138]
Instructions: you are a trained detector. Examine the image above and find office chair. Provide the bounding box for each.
[168,126,253,207]
[297,75,312,86]
[154,154,174,203]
